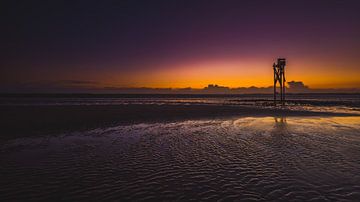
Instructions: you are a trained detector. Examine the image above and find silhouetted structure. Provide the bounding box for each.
[273,58,286,105]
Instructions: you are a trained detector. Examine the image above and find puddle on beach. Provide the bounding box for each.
[1,116,360,201]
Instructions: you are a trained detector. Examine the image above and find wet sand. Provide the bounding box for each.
[0,104,357,140]
[1,117,359,201]
[1,101,360,201]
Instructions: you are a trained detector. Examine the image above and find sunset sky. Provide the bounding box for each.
[2,0,360,91]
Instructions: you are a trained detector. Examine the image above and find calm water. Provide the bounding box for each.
[1,94,360,113]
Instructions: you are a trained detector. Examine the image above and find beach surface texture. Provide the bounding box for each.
[1,94,359,201]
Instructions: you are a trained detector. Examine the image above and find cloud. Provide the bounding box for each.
[0,80,100,93]
[1,81,360,94]
[53,80,99,86]
[99,82,360,94]
[287,81,308,89]
[287,81,309,92]
[203,84,230,93]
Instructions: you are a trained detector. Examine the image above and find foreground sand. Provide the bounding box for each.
[1,104,357,140]
[1,116,359,201]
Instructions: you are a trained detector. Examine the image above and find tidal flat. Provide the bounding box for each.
[1,116,359,201]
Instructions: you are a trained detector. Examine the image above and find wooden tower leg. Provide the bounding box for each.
[283,79,285,104]
[280,80,283,104]
[274,71,276,105]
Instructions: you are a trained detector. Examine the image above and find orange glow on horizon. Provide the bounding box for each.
[97,58,360,89]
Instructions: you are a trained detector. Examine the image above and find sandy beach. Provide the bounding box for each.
[1,96,360,201]
[1,116,360,201]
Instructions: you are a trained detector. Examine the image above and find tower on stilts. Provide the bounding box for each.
[273,58,286,105]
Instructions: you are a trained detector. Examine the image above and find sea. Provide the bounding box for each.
[1,93,360,112]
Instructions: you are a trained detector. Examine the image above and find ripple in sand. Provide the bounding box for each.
[1,117,360,201]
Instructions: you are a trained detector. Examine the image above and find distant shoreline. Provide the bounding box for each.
[1,93,360,98]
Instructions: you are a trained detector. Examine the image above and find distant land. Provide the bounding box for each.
[1,80,360,94]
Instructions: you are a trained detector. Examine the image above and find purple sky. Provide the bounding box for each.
[2,0,360,91]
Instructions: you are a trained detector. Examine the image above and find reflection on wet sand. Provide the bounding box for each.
[273,117,287,132]
[274,117,286,124]
[0,116,360,201]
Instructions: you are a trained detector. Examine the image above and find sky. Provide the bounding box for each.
[2,0,360,92]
